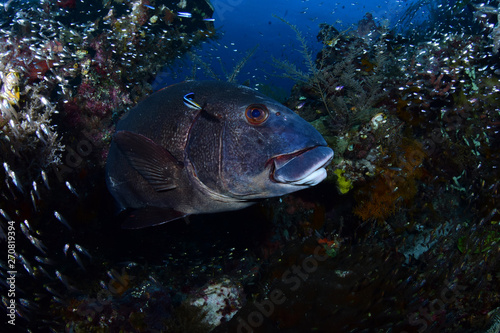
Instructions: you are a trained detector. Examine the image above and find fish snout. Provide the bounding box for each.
[271,146,334,186]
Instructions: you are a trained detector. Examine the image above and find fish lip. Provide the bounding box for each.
[270,146,334,185]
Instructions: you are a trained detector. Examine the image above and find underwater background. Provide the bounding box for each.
[0,0,499,332]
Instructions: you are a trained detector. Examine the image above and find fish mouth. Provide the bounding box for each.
[270,146,334,186]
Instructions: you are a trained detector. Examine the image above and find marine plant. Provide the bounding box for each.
[273,17,394,132]
[315,40,391,130]
[272,16,332,116]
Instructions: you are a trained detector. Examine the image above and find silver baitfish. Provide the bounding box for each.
[55,270,77,292]
[177,12,192,18]
[53,211,71,230]
[74,244,91,259]
[71,251,86,271]
[18,254,34,277]
[106,81,333,228]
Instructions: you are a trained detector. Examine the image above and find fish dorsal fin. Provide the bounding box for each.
[121,206,188,229]
[113,131,183,192]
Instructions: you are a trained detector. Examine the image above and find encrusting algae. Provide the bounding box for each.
[333,168,353,195]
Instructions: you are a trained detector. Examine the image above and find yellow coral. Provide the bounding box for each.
[333,169,353,194]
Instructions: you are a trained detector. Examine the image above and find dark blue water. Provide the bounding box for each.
[155,0,410,94]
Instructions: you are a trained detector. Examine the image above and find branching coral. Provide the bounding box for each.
[317,41,390,129]
[189,44,259,83]
[272,16,332,116]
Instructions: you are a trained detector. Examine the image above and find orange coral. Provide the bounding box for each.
[353,138,426,221]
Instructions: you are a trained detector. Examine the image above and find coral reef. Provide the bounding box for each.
[1,1,499,332]
[1,0,216,178]
[263,3,500,332]
[0,0,218,331]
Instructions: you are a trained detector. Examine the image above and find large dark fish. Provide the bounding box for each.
[106,81,333,228]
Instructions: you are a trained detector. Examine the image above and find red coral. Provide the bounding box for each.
[26,59,55,81]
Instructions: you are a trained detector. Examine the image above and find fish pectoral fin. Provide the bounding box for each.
[114,131,183,192]
[121,206,188,229]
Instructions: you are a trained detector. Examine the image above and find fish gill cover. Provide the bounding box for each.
[0,0,499,332]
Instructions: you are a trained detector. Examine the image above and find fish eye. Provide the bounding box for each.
[245,104,269,125]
